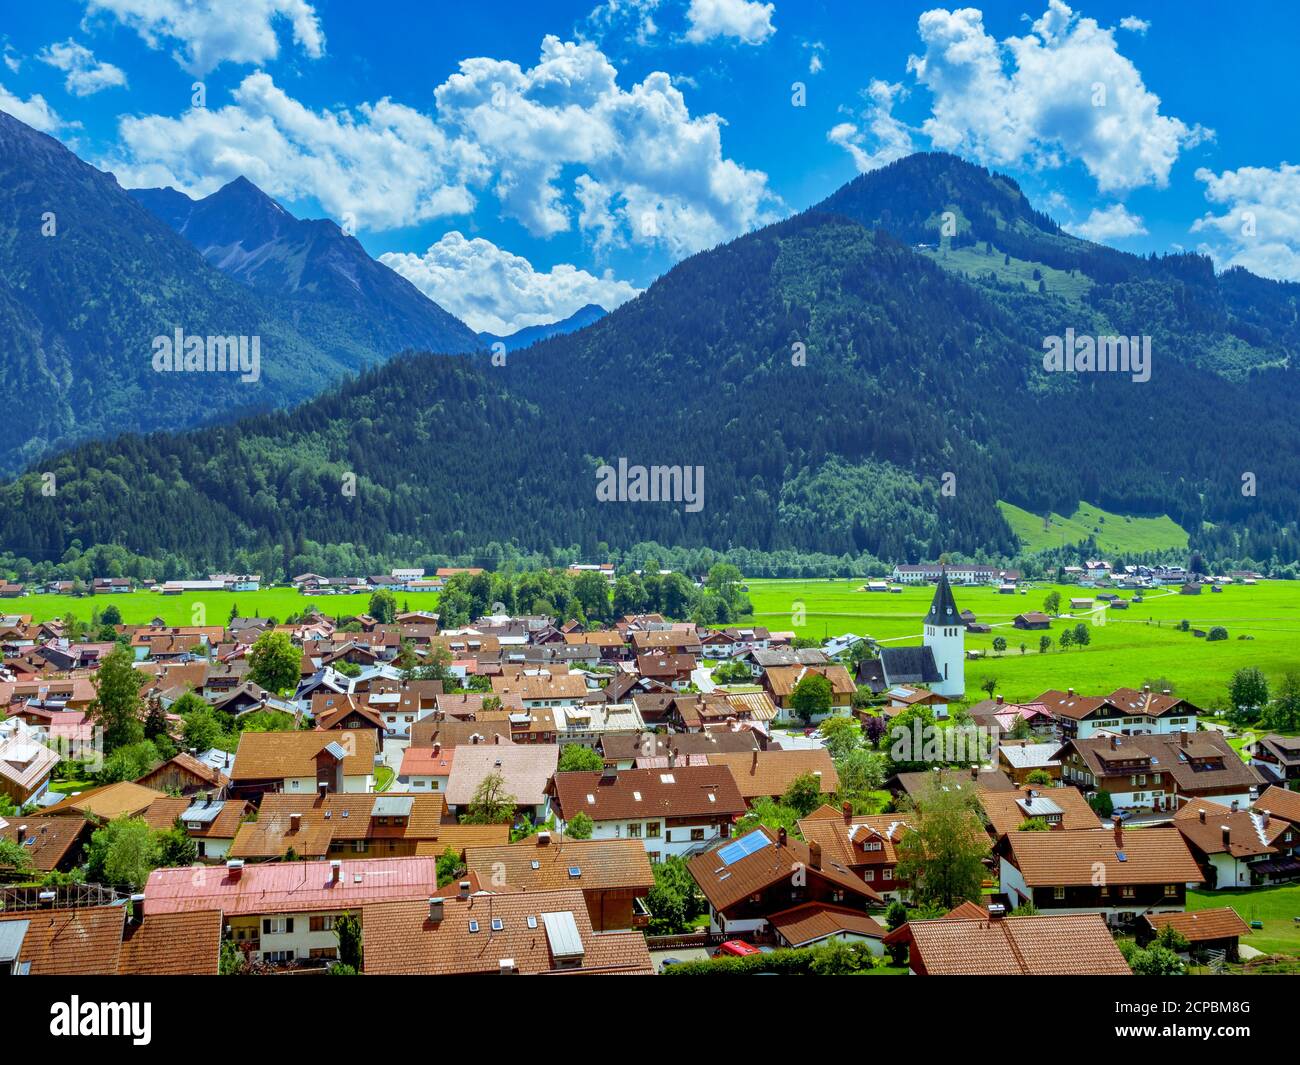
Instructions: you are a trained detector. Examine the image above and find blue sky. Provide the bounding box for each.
[2,0,1296,333]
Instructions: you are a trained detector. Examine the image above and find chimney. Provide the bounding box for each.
[1067,688,1075,697]
[17,824,27,840]
[1143,684,1151,693]
[1027,790,1037,801]
[1231,800,1240,812]
[458,880,472,899]
[427,897,443,923]
[330,859,342,884]
[128,893,146,926]
[777,827,788,847]
[536,830,551,846]
[995,694,1004,705]
[1111,815,1123,850]
[289,812,302,834]
[1109,735,1118,751]
[1180,730,1188,748]
[842,800,853,825]
[668,747,677,768]
[751,748,759,771]
[808,840,822,870]
[226,859,244,881]
[1198,808,1207,824]
[970,765,979,780]
[498,958,517,974]
[1220,825,1232,847]
[432,742,441,756]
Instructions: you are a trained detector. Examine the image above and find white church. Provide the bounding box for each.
[879,568,965,699]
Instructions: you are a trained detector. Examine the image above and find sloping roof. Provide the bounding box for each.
[0,817,88,872]
[1143,907,1252,944]
[0,906,125,975]
[879,646,942,685]
[410,715,514,747]
[230,730,376,781]
[600,730,759,762]
[687,827,881,912]
[797,812,916,868]
[118,911,222,975]
[137,751,231,790]
[42,781,164,821]
[551,766,746,822]
[144,856,443,916]
[924,569,961,626]
[762,664,855,698]
[0,735,59,791]
[444,745,558,807]
[1174,799,1288,858]
[707,749,839,800]
[1065,732,1263,794]
[768,902,887,947]
[1258,785,1300,824]
[361,890,654,975]
[890,913,1130,975]
[979,785,1102,836]
[463,837,653,894]
[1006,827,1204,886]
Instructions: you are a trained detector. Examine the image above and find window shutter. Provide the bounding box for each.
[262,918,271,935]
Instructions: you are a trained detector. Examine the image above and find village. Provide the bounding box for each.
[0,563,1296,978]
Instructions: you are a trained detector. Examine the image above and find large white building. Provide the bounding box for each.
[923,570,965,699]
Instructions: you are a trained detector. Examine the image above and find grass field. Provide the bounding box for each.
[997,500,1189,555]
[1188,885,1300,957]
[6,588,444,627]
[743,578,1300,708]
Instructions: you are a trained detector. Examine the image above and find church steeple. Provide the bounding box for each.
[924,566,960,627]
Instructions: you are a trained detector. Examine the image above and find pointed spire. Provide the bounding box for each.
[924,565,960,626]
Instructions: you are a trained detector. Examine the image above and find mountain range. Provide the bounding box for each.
[0,109,477,474]
[478,303,608,352]
[3,119,1299,574]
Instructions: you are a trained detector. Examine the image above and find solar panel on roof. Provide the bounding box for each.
[717,831,770,867]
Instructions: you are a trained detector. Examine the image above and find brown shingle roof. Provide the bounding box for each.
[687,827,882,912]
[551,765,747,822]
[763,664,856,698]
[1143,907,1252,943]
[707,749,838,801]
[119,911,222,975]
[1257,785,1300,825]
[464,837,653,894]
[979,784,1102,836]
[410,715,514,746]
[41,781,164,821]
[1174,799,1288,857]
[1006,827,1203,886]
[768,902,887,947]
[0,816,88,872]
[0,906,125,975]
[887,912,1130,975]
[230,730,375,781]
[362,890,654,974]
[444,745,559,807]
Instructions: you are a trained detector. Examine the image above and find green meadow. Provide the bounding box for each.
[8,588,444,627]
[997,500,1189,555]
[742,578,1300,709]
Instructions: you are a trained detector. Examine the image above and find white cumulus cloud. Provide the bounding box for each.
[1192,162,1300,281]
[432,35,780,255]
[1064,202,1148,241]
[103,73,482,231]
[904,1,1207,193]
[380,231,642,336]
[0,83,65,132]
[38,39,127,96]
[684,0,775,45]
[83,0,325,76]
[1119,16,1150,34]
[827,79,914,173]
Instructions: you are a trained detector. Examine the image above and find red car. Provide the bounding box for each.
[714,940,761,958]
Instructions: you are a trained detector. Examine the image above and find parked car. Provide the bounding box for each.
[714,940,760,958]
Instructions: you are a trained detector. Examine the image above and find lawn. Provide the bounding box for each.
[6,588,444,627]
[742,578,1300,708]
[1188,885,1300,957]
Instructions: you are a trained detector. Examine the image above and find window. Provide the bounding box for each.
[1121,886,1135,899]
[1164,884,1177,897]
[353,840,367,853]
[648,851,661,863]
[309,948,337,960]
[690,828,705,841]
[627,822,642,838]
[1053,886,1066,900]
[882,869,892,881]
[309,915,335,932]
[863,841,882,851]
[290,779,300,791]
[646,822,661,839]
[262,917,291,935]
[863,869,875,881]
